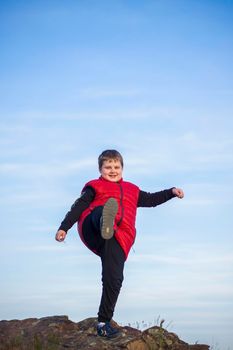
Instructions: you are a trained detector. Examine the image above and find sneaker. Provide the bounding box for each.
[97,322,120,338]
[101,198,118,240]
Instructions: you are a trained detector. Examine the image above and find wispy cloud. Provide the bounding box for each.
[0,158,95,177]
[131,253,233,269]
[77,87,142,99]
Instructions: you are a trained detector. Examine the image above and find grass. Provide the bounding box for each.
[125,315,173,331]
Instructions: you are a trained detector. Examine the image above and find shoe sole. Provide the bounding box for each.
[101,198,118,240]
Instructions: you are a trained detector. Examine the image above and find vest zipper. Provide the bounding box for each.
[116,182,124,226]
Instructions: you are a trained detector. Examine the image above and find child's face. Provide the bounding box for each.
[100,159,123,182]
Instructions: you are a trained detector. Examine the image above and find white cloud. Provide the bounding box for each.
[1,104,190,122]
[129,250,233,266]
[77,87,142,99]
[0,158,95,177]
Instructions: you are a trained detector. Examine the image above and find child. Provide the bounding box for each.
[55,149,184,338]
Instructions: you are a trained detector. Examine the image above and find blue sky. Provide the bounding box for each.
[1,0,233,348]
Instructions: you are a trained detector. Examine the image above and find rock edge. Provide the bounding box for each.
[0,315,210,350]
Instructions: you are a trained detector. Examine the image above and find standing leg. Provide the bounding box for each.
[81,201,125,337]
[98,236,125,323]
[82,206,125,321]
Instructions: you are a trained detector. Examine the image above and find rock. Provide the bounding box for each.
[0,315,210,350]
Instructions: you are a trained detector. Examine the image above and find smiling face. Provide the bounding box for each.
[100,159,123,182]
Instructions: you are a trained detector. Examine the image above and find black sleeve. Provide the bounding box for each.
[58,186,95,233]
[137,188,176,207]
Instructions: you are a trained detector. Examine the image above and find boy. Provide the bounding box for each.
[55,149,184,338]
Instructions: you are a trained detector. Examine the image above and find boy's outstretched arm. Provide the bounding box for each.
[55,186,95,243]
[172,187,184,199]
[137,187,184,207]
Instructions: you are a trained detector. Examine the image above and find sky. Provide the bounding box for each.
[0,0,233,348]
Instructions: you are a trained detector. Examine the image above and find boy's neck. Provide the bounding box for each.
[99,176,123,183]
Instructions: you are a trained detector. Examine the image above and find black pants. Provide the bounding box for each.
[82,206,125,323]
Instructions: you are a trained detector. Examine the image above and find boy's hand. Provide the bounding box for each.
[55,230,67,242]
[172,187,184,199]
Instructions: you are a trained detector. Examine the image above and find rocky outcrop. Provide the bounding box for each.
[0,315,209,350]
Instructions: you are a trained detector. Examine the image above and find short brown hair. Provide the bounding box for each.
[98,150,124,170]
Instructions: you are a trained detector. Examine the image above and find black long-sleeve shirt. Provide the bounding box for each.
[59,186,176,233]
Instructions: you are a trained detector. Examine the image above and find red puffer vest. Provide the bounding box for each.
[78,177,140,259]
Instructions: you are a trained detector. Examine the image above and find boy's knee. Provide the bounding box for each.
[102,275,123,291]
[91,206,103,231]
